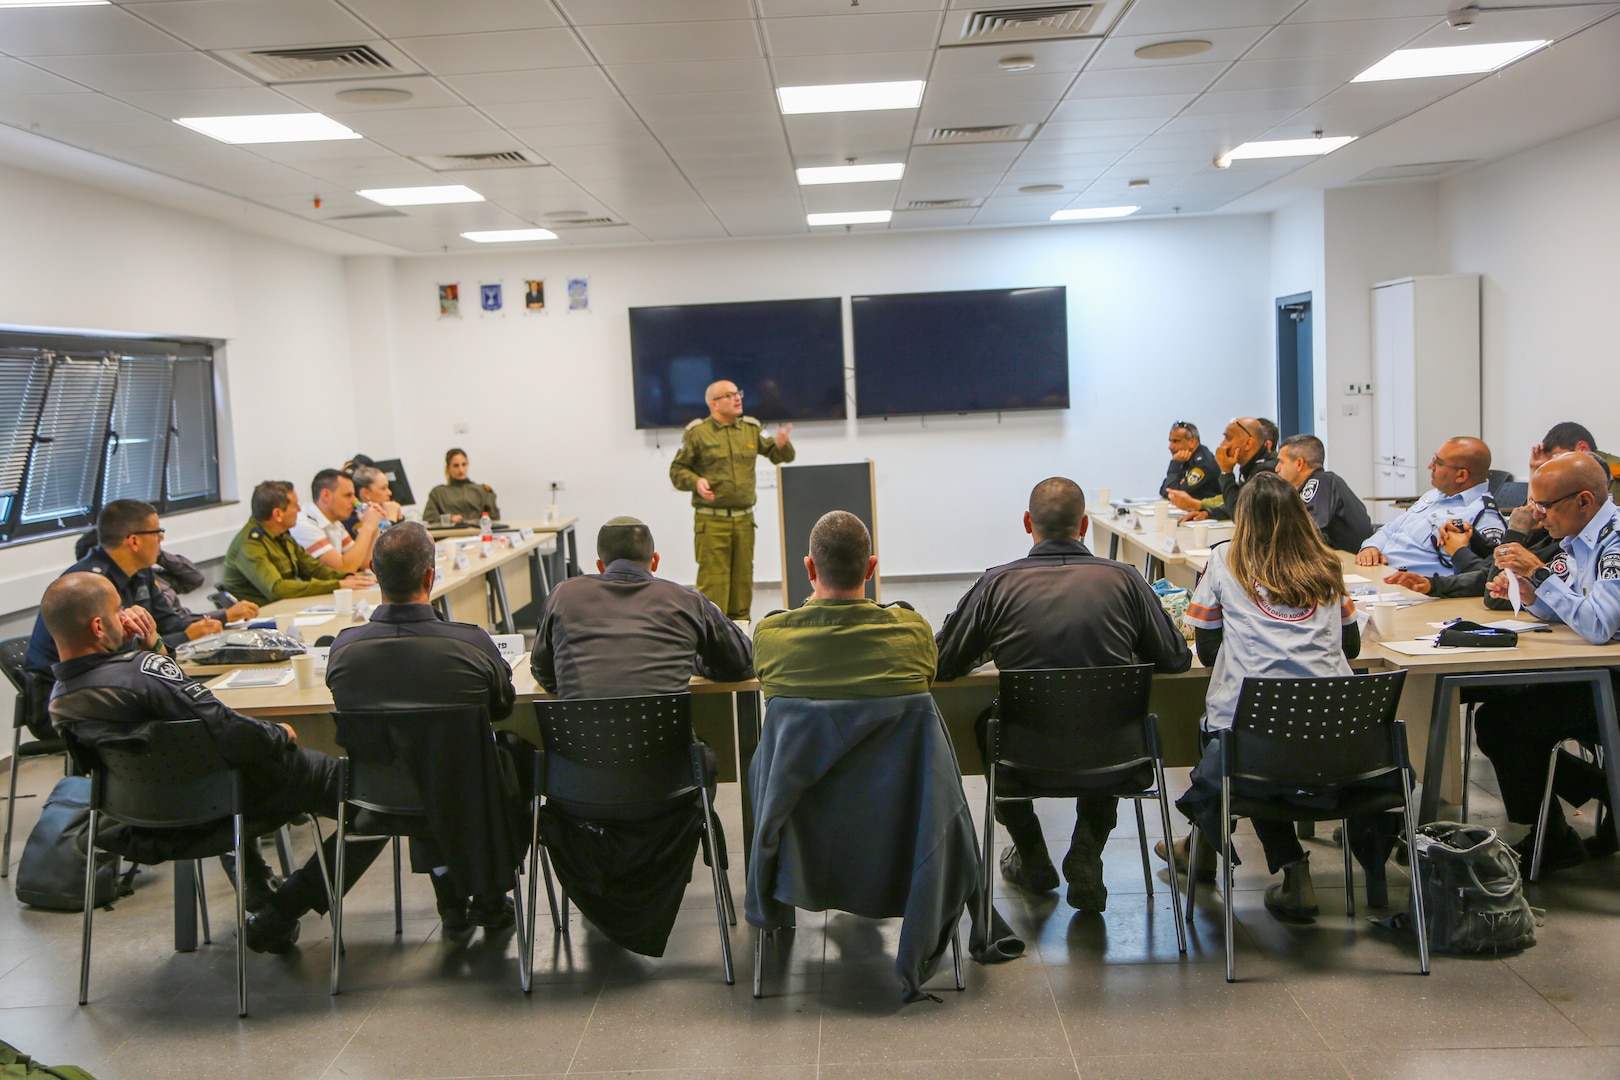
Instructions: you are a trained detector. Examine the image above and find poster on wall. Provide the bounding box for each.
[438,283,460,318]
[524,279,545,313]
[567,276,590,314]
[480,282,503,314]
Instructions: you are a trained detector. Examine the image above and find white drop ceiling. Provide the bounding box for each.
[0,0,1615,254]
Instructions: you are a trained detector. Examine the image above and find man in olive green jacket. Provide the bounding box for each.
[224,481,373,606]
[669,379,795,620]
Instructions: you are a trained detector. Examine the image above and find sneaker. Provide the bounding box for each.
[998,846,1059,893]
[243,907,302,953]
[1153,835,1216,883]
[470,895,517,932]
[430,872,474,935]
[1264,856,1319,923]
[1513,822,1588,877]
[1584,826,1619,860]
[1061,848,1107,913]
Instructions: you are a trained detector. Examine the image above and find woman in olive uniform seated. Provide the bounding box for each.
[422,448,500,525]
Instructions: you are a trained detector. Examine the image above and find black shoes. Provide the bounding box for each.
[432,872,516,935]
[999,846,1060,893]
[243,907,302,953]
[470,895,516,932]
[1514,820,1588,877]
[1062,847,1107,913]
[220,849,281,913]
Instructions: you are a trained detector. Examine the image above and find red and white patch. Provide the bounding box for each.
[1549,553,1572,579]
[1254,587,1317,623]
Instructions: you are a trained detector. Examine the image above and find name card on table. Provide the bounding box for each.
[519,527,534,541]
[1158,535,1180,556]
[489,634,526,668]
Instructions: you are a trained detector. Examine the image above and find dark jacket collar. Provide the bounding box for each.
[1027,537,1094,558]
[599,559,657,581]
[369,603,441,624]
[52,649,131,682]
[78,547,135,590]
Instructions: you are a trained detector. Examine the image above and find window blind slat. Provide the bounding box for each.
[102,355,174,504]
[0,352,50,502]
[165,357,217,502]
[21,357,117,523]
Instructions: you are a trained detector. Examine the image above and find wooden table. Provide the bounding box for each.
[1089,510,1229,589]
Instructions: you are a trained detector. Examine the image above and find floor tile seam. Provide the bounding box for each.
[312,974,393,1080]
[560,970,606,1076]
[1497,951,1603,1047]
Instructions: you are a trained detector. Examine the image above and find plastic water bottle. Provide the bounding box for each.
[480,511,493,558]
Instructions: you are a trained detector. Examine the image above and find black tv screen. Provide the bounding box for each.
[851,286,1070,418]
[628,298,846,429]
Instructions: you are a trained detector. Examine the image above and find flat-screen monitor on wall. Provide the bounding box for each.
[851,286,1070,418]
[628,298,846,429]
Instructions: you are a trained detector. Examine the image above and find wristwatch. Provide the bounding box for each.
[1529,566,1552,587]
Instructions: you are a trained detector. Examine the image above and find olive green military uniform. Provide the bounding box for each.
[1597,450,1620,504]
[422,479,500,525]
[670,415,795,619]
[222,518,345,606]
[753,598,936,700]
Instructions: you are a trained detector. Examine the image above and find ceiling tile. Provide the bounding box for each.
[557,0,756,24]
[1049,94,1192,122]
[29,52,260,95]
[131,0,377,50]
[971,202,1062,225]
[927,38,1099,80]
[242,137,403,164]
[540,140,674,170]
[1247,18,1433,60]
[678,151,792,176]
[644,109,785,141]
[1004,149,1121,171]
[989,178,1092,196]
[890,208,976,228]
[482,96,642,131]
[768,50,932,85]
[276,75,467,113]
[1269,76,1479,138]
[637,220,730,241]
[1114,0,1306,35]
[1405,5,1614,46]
[763,11,944,56]
[916,101,1054,127]
[0,93,150,126]
[1086,26,1271,69]
[0,6,182,56]
[509,119,655,151]
[924,73,1075,107]
[908,141,1022,167]
[396,29,595,75]
[627,89,779,120]
[110,86,300,119]
[442,68,621,105]
[1180,85,1327,115]
[1038,117,1165,139]
[297,161,437,185]
[1155,109,1297,137]
[761,0,945,13]
[341,0,565,36]
[373,130,535,157]
[608,57,772,95]
[1208,55,1371,94]
[783,110,916,156]
[578,19,762,64]
[1065,64,1226,99]
[0,58,87,95]
[660,133,791,159]
[1286,0,1449,21]
[40,118,206,150]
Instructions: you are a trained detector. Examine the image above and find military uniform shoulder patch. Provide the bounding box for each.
[1300,477,1320,503]
[740,415,762,426]
[248,527,264,540]
[1186,467,1205,487]
[684,417,705,432]
[1600,550,1620,580]
[139,653,185,684]
[482,484,494,492]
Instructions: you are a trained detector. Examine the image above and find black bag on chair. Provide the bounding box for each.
[1403,821,1538,954]
[14,777,130,911]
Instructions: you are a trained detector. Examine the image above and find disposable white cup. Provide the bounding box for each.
[1096,487,1111,509]
[333,588,353,619]
[291,652,317,689]
[1154,499,1171,521]
[1371,602,1398,637]
[1190,522,1210,548]
[274,613,296,635]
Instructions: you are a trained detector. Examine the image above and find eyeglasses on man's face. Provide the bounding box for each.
[1527,490,1582,515]
[711,390,743,402]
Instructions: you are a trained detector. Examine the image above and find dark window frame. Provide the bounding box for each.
[0,330,223,547]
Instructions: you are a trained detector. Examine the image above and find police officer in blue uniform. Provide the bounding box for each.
[1159,422,1222,503]
[1357,437,1505,576]
[1476,453,1620,873]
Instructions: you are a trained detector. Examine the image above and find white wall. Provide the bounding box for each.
[1441,116,1620,466]
[1270,190,1325,441]
[0,160,357,619]
[357,215,1274,583]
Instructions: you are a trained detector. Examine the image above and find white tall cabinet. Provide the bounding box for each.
[1370,274,1480,523]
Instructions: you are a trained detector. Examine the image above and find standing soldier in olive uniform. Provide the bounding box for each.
[224,481,374,606]
[670,380,795,620]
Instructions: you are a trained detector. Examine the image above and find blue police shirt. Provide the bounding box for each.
[1528,498,1620,645]
[1363,481,1505,577]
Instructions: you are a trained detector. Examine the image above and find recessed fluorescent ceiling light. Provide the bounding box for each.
[1353,40,1549,82]
[358,185,485,206]
[807,210,892,226]
[796,162,905,185]
[1215,136,1355,167]
[778,80,925,115]
[1051,206,1138,221]
[0,0,108,6]
[175,113,360,144]
[461,228,558,243]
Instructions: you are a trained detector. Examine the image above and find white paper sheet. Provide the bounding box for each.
[212,668,294,689]
[1501,566,1522,615]
[293,615,331,628]
[1343,574,1372,584]
[1378,639,1518,657]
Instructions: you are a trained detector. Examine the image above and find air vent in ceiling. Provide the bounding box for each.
[905,198,980,209]
[918,123,1039,145]
[329,210,406,220]
[1353,160,1476,183]
[549,217,621,228]
[217,42,421,84]
[415,150,545,171]
[946,3,1118,46]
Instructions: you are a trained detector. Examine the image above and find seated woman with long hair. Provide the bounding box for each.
[1170,471,1396,922]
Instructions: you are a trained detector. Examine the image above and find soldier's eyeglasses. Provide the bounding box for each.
[1527,490,1582,514]
[711,390,743,401]
[131,528,165,537]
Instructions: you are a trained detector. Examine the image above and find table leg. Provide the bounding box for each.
[174,860,198,952]
[735,690,762,871]
[1108,534,1120,560]
[529,546,549,602]
[490,566,516,634]
[1421,677,1457,824]
[1145,554,1164,581]
[562,525,579,579]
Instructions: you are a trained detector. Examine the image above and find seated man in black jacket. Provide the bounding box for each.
[326,523,519,934]
[935,477,1193,912]
[42,572,383,953]
[1274,434,1374,554]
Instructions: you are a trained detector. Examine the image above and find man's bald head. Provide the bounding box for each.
[1430,436,1492,495]
[1538,451,1609,501]
[1028,477,1086,540]
[41,573,121,656]
[705,379,743,422]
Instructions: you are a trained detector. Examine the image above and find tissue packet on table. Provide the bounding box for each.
[176,628,308,666]
[1151,579,1193,640]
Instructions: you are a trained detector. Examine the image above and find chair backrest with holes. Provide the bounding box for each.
[1225,671,1408,787]
[533,693,697,810]
[994,665,1157,776]
[84,719,238,828]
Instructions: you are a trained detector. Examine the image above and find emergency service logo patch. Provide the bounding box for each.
[140,653,185,684]
[1186,467,1205,488]
[1600,551,1620,580]
[1549,553,1572,579]
[1254,587,1317,623]
[1478,526,1505,545]
[1300,477,1320,503]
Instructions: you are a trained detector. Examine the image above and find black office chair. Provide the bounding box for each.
[331,709,532,995]
[985,666,1186,953]
[1487,469,1515,498]
[1529,738,1607,881]
[0,637,67,880]
[74,719,310,1017]
[528,693,734,986]
[1183,671,1429,982]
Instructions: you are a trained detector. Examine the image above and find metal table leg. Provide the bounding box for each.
[490,566,516,634]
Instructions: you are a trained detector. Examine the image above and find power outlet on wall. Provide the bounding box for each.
[1341,402,1362,417]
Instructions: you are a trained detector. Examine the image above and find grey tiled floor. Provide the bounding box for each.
[1,740,1618,1080]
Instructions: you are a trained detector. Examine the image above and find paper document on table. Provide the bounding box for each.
[1379,639,1518,657]
[301,604,335,614]
[1343,574,1372,584]
[1184,548,1213,557]
[1502,566,1522,615]
[212,668,294,689]
[293,615,331,628]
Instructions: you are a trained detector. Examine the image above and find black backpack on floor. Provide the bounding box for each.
[14,776,133,911]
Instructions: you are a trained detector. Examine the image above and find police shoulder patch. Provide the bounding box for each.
[684,418,705,432]
[1186,467,1205,487]
[1600,550,1620,580]
[140,653,185,684]
[1300,477,1320,503]
[1477,527,1506,546]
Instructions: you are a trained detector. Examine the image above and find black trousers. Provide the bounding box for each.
[252,748,385,919]
[1472,677,1617,826]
